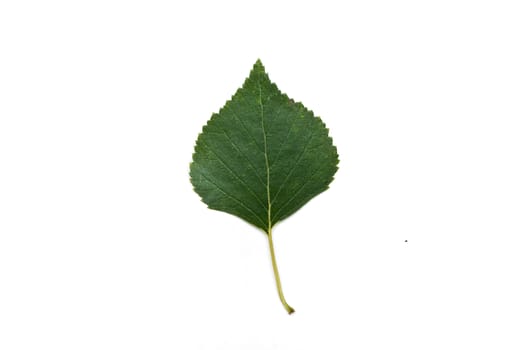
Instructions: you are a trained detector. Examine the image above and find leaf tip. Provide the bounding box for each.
[253,58,265,72]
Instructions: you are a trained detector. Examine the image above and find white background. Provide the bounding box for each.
[1,1,526,349]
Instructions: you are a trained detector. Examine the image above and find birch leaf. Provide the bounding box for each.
[190,60,339,314]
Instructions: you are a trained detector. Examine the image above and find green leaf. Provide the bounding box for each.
[189,60,339,314]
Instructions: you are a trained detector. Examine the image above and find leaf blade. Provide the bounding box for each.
[190,60,339,232]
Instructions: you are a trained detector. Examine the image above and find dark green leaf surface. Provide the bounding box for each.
[190,60,339,233]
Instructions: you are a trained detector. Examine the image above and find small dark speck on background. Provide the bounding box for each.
[404,240,408,242]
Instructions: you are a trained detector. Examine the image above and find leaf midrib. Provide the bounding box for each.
[258,80,272,233]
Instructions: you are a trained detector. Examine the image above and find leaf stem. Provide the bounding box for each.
[267,228,295,314]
